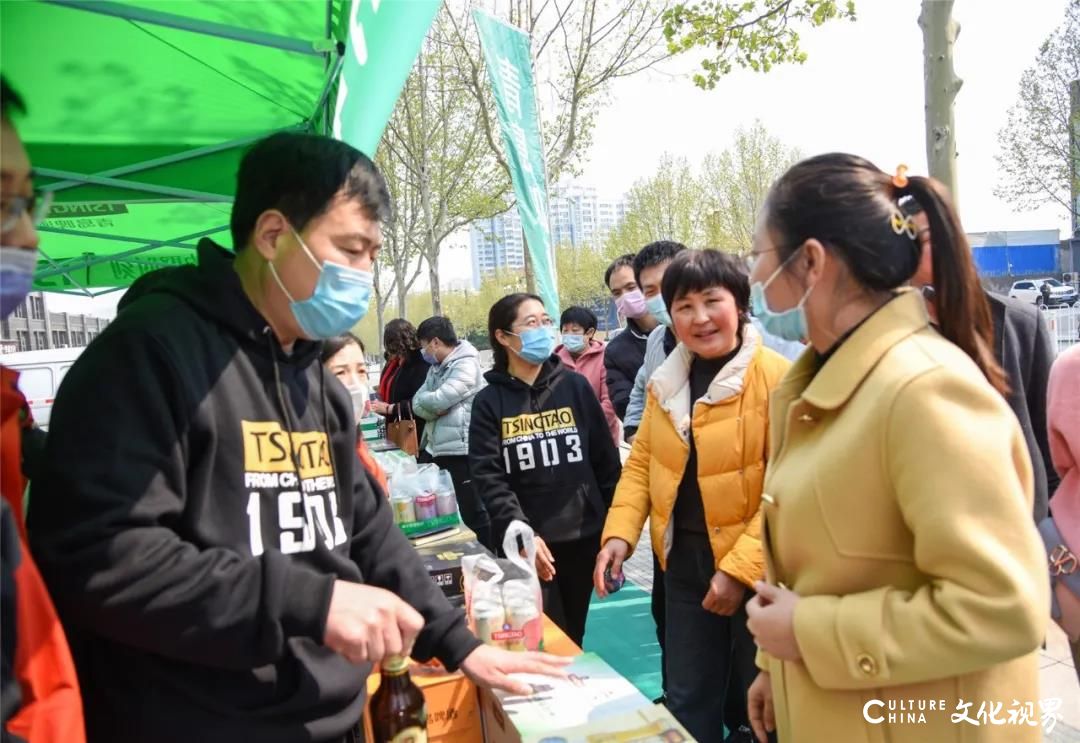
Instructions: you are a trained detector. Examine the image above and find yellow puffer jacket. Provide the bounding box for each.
[602,324,791,587]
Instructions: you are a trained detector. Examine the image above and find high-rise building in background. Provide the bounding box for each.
[469,182,626,288]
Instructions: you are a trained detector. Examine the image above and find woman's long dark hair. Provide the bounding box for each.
[383,319,419,359]
[488,293,543,372]
[765,153,1006,394]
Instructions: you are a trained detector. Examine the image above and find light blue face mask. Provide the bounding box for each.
[645,294,672,328]
[0,247,38,319]
[509,325,556,364]
[270,227,375,340]
[562,333,587,354]
[750,251,813,343]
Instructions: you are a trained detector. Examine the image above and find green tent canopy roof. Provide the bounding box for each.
[2,0,350,295]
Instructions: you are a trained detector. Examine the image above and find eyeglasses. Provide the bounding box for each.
[1,190,54,233]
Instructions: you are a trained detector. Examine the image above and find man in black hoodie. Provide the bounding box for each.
[28,133,565,743]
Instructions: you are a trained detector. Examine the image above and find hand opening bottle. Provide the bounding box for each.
[370,655,428,743]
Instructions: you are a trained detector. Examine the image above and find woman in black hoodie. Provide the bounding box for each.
[469,293,622,645]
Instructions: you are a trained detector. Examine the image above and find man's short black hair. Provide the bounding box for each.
[604,254,635,288]
[417,316,459,346]
[1,76,27,122]
[633,241,687,286]
[230,132,391,250]
[560,306,598,332]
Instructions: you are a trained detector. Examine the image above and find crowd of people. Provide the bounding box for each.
[3,70,1080,743]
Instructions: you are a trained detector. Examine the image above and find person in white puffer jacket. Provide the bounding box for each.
[413,316,492,547]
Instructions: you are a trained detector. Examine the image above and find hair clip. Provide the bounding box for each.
[892,164,909,189]
[890,209,918,240]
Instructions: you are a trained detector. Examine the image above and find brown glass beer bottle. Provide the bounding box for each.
[370,656,428,743]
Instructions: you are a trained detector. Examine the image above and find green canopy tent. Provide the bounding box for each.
[0,0,439,297]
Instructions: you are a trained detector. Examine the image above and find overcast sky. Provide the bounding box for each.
[46,0,1073,319]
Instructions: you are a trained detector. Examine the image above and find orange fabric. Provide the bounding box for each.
[2,366,85,743]
[356,438,389,495]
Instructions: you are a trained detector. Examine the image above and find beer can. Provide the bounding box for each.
[392,496,416,525]
[434,489,457,516]
[502,597,540,652]
[414,492,438,521]
[471,599,506,646]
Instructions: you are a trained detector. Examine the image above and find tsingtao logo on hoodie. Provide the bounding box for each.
[500,406,583,472]
[241,420,347,557]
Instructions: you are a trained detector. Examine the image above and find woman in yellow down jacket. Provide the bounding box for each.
[594,249,790,743]
[743,154,1048,743]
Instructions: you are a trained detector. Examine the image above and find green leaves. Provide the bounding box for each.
[662,0,857,89]
[604,121,800,256]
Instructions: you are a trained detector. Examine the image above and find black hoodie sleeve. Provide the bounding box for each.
[27,327,334,671]
[577,377,622,507]
[604,342,634,421]
[348,463,481,670]
[468,390,526,548]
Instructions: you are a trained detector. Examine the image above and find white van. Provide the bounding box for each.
[0,347,86,429]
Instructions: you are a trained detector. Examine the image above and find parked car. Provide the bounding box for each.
[1008,278,1079,308]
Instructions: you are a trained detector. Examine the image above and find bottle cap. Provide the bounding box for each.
[382,655,409,674]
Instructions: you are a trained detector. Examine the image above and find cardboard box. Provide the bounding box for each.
[479,653,651,743]
[414,530,490,604]
[364,664,483,743]
[520,704,694,743]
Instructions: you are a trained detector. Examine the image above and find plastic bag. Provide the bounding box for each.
[462,520,543,651]
[388,465,461,533]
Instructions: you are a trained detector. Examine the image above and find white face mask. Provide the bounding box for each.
[347,383,370,420]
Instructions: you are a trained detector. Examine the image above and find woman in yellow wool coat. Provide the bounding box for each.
[743,154,1048,743]
[594,249,790,743]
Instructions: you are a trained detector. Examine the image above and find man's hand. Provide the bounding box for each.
[746,581,802,662]
[747,671,776,743]
[460,644,572,696]
[593,538,631,598]
[702,570,746,616]
[323,580,425,665]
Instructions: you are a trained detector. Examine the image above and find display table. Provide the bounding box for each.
[362,616,581,743]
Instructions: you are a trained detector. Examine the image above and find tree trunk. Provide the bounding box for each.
[395,269,408,318]
[522,228,535,294]
[428,242,443,315]
[1071,79,1079,237]
[919,0,962,202]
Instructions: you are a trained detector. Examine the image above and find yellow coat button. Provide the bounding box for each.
[857,654,878,676]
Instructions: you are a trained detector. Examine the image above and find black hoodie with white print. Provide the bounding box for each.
[468,356,622,549]
[28,239,480,743]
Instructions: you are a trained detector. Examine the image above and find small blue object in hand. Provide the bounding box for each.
[604,567,625,594]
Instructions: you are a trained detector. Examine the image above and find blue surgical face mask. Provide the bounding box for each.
[562,333,587,354]
[750,251,813,343]
[645,294,672,328]
[421,347,439,365]
[269,227,374,340]
[0,247,38,319]
[509,325,556,365]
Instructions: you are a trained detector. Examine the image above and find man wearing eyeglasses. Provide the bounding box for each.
[0,76,85,743]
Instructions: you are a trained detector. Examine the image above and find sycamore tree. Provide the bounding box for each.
[700,120,802,255]
[662,0,857,90]
[995,0,1080,228]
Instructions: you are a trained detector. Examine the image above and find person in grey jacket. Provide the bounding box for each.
[414,316,492,547]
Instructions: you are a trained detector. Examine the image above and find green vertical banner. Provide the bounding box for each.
[473,10,559,315]
[333,0,442,156]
